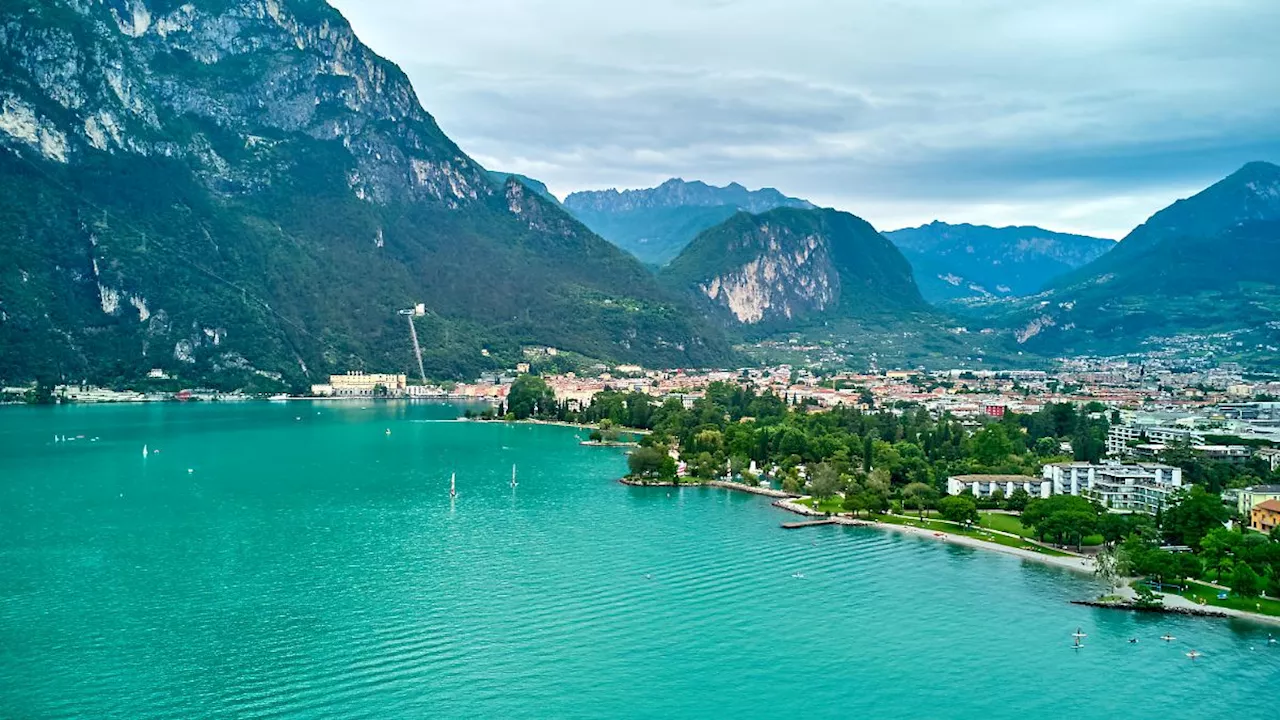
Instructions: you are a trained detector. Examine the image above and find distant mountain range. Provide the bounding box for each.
[883,223,1115,303]
[984,161,1280,357]
[563,179,815,265]
[0,0,728,388]
[659,207,927,331]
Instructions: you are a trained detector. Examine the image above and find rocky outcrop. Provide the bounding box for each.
[660,207,926,331]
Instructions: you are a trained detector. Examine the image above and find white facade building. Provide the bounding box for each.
[946,474,1050,499]
[1106,425,1202,457]
[1042,462,1183,514]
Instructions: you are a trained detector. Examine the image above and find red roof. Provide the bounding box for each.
[1255,499,1280,513]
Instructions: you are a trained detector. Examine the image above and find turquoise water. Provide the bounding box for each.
[1,403,1276,719]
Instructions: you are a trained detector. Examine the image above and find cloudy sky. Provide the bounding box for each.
[330,0,1280,238]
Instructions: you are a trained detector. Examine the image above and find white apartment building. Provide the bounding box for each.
[1106,425,1202,457]
[946,474,1051,499]
[1042,461,1183,514]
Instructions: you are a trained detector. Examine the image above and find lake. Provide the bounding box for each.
[1,402,1276,718]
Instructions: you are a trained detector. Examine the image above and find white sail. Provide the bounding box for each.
[142,444,149,458]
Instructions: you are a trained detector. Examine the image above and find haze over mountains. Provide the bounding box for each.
[883,223,1116,303]
[563,179,814,266]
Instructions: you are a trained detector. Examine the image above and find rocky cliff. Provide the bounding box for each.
[659,208,926,332]
[0,0,727,387]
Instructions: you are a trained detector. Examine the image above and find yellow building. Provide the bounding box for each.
[1237,485,1280,516]
[328,372,407,397]
[1250,499,1280,535]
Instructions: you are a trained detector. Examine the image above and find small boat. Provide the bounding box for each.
[1072,627,1087,639]
[142,444,149,458]
[1186,650,1201,660]
[791,572,805,579]
[1269,634,1276,645]
[510,464,518,488]
[449,472,457,499]
[1161,634,1176,642]
[385,428,392,436]
[1128,638,1139,644]
[1071,637,1084,650]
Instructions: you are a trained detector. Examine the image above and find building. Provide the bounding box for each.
[1042,461,1183,514]
[1258,447,1280,472]
[1250,499,1280,535]
[946,474,1049,499]
[1237,485,1280,516]
[327,372,407,397]
[1106,424,1201,457]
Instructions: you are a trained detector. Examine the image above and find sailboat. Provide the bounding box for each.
[510,464,518,489]
[450,472,457,499]
[142,444,149,458]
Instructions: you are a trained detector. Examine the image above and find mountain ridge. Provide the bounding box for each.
[0,0,729,387]
[562,178,816,265]
[884,221,1115,302]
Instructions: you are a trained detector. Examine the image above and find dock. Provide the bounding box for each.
[781,519,837,529]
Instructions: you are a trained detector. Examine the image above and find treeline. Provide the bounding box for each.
[500,376,1280,598]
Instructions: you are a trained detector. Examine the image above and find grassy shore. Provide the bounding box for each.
[789,499,1074,558]
[1176,581,1280,618]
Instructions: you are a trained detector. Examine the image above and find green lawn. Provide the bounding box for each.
[979,512,1031,536]
[796,496,846,514]
[1176,581,1280,618]
[867,514,1073,557]
[977,511,1103,547]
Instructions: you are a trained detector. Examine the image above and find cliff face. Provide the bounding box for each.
[660,208,926,331]
[0,0,728,386]
[2,0,485,204]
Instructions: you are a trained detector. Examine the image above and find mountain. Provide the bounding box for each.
[884,222,1115,303]
[659,208,927,332]
[563,179,816,266]
[0,0,728,389]
[486,170,560,205]
[992,162,1280,358]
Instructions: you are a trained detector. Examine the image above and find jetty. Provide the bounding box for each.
[781,519,837,529]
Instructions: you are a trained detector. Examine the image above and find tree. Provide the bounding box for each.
[1162,486,1229,547]
[1005,487,1031,512]
[842,492,867,517]
[1022,495,1099,546]
[1229,562,1263,598]
[938,495,979,526]
[628,446,671,478]
[809,463,841,501]
[508,374,555,420]
[1132,584,1164,609]
[1094,549,1121,592]
[970,424,1014,466]
[903,482,937,519]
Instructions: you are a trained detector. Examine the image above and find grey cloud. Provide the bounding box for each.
[330,0,1280,236]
